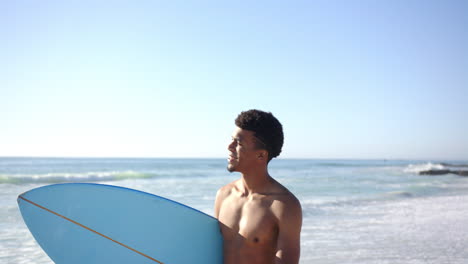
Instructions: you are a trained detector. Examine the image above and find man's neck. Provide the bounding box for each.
[240,167,271,195]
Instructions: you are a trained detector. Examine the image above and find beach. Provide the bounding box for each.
[1,158,468,263]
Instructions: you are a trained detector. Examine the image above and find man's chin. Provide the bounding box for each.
[227,164,236,172]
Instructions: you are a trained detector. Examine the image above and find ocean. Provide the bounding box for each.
[1,157,468,264]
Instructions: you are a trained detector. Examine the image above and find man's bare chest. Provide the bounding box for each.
[219,195,278,245]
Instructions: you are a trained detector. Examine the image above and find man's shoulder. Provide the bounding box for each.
[269,179,300,203]
[219,179,241,191]
[216,179,240,199]
[215,180,241,218]
[273,190,301,210]
[270,182,302,218]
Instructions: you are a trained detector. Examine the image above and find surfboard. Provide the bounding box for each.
[17,183,223,264]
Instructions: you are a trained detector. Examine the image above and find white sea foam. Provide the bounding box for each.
[0,171,155,184]
[403,162,445,174]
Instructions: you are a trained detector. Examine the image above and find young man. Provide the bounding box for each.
[215,109,302,264]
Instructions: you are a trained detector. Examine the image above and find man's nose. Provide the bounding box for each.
[227,140,235,151]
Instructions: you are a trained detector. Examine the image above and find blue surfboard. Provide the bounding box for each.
[17,183,223,264]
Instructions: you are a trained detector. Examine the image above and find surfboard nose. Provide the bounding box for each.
[17,193,26,204]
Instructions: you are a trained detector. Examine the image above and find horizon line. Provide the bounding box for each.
[0,156,466,162]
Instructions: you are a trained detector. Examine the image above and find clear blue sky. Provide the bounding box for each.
[2,0,467,160]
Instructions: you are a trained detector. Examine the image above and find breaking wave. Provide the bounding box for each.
[0,171,156,184]
[403,163,446,174]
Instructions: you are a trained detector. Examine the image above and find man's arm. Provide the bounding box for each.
[274,196,302,264]
[214,188,223,219]
[214,184,231,219]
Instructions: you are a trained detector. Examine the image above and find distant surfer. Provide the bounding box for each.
[215,109,302,264]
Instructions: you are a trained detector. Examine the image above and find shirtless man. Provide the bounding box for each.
[215,110,302,264]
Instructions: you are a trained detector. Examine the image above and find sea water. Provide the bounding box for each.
[1,158,468,264]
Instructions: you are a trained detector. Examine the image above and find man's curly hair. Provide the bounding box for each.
[235,109,284,162]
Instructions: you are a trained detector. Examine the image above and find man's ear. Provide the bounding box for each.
[257,151,268,160]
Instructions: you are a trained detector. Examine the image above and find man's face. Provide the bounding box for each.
[227,127,262,173]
